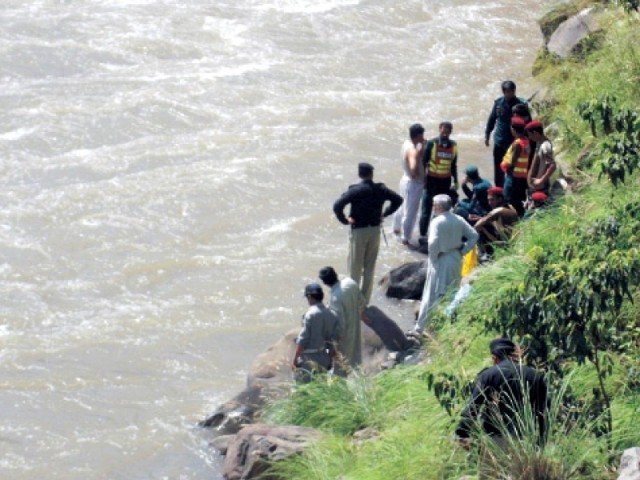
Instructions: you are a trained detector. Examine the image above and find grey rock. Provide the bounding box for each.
[211,435,236,455]
[547,8,598,58]
[618,447,640,480]
[383,261,426,300]
[223,424,321,480]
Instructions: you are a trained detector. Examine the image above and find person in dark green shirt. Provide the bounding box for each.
[485,80,526,188]
[455,165,492,222]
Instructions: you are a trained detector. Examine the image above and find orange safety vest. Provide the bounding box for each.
[427,138,457,179]
[502,137,530,178]
[512,137,530,178]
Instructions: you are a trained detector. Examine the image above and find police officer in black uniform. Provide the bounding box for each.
[333,163,403,303]
[485,80,527,188]
[455,338,547,443]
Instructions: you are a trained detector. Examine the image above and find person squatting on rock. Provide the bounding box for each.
[454,165,492,223]
[501,116,531,217]
[419,121,459,244]
[455,338,547,479]
[291,283,341,383]
[472,186,518,257]
[415,194,478,334]
[333,162,403,304]
[393,123,425,246]
[318,266,367,376]
[485,80,527,188]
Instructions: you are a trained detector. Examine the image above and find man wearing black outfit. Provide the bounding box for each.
[455,338,547,478]
[485,80,526,187]
[333,162,403,303]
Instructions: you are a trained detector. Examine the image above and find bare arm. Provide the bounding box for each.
[407,146,420,180]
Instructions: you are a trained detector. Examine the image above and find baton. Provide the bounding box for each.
[381,223,389,246]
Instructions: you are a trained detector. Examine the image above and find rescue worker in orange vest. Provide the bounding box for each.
[418,121,459,243]
[500,117,530,217]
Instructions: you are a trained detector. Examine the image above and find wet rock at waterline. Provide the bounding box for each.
[223,424,321,480]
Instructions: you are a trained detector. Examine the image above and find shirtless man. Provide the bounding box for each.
[393,124,425,245]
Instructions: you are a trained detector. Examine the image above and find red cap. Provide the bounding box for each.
[525,120,543,130]
[511,117,526,127]
[488,187,503,196]
[531,191,548,202]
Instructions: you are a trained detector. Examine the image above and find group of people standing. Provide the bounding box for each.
[291,79,556,379]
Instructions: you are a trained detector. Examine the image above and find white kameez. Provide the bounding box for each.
[328,277,366,368]
[416,211,479,331]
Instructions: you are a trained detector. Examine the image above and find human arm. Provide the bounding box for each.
[291,344,304,370]
[532,143,556,188]
[461,178,473,200]
[459,217,480,256]
[382,186,403,218]
[485,102,497,146]
[455,376,488,439]
[451,145,459,188]
[407,146,421,180]
[332,190,353,225]
[421,140,434,182]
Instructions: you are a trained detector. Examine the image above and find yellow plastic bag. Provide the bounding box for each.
[461,246,478,278]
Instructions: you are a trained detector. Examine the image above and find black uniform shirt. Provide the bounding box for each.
[333,180,403,229]
[455,359,547,439]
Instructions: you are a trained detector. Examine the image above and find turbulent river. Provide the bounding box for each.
[0,0,544,478]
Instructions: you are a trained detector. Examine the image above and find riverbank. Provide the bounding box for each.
[249,2,640,479]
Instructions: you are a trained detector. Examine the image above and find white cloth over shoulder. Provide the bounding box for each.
[416,211,478,331]
[328,277,366,368]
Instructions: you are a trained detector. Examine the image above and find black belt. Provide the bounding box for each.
[351,224,381,230]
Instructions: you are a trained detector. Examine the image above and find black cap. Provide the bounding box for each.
[304,283,323,297]
[489,338,516,360]
[318,267,338,285]
[358,162,374,177]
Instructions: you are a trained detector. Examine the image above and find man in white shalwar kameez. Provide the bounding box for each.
[416,194,479,333]
[319,266,367,374]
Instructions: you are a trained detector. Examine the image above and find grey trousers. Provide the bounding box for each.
[348,226,380,304]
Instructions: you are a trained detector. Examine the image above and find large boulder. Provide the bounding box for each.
[199,329,298,434]
[547,8,599,58]
[618,447,640,480]
[383,261,425,300]
[223,424,321,480]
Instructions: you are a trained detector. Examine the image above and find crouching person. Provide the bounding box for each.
[291,283,341,383]
[455,338,547,479]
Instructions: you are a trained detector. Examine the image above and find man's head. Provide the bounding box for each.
[464,165,480,182]
[318,266,339,287]
[525,120,544,142]
[358,162,374,180]
[487,186,504,209]
[512,103,531,122]
[409,123,425,144]
[530,191,548,208]
[501,80,517,101]
[432,194,452,215]
[510,116,526,137]
[489,337,516,363]
[304,283,324,303]
[439,121,453,140]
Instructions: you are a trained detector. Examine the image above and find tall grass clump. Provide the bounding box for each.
[263,372,383,436]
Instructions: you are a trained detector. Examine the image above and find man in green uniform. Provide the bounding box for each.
[291,283,341,383]
[419,121,459,243]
